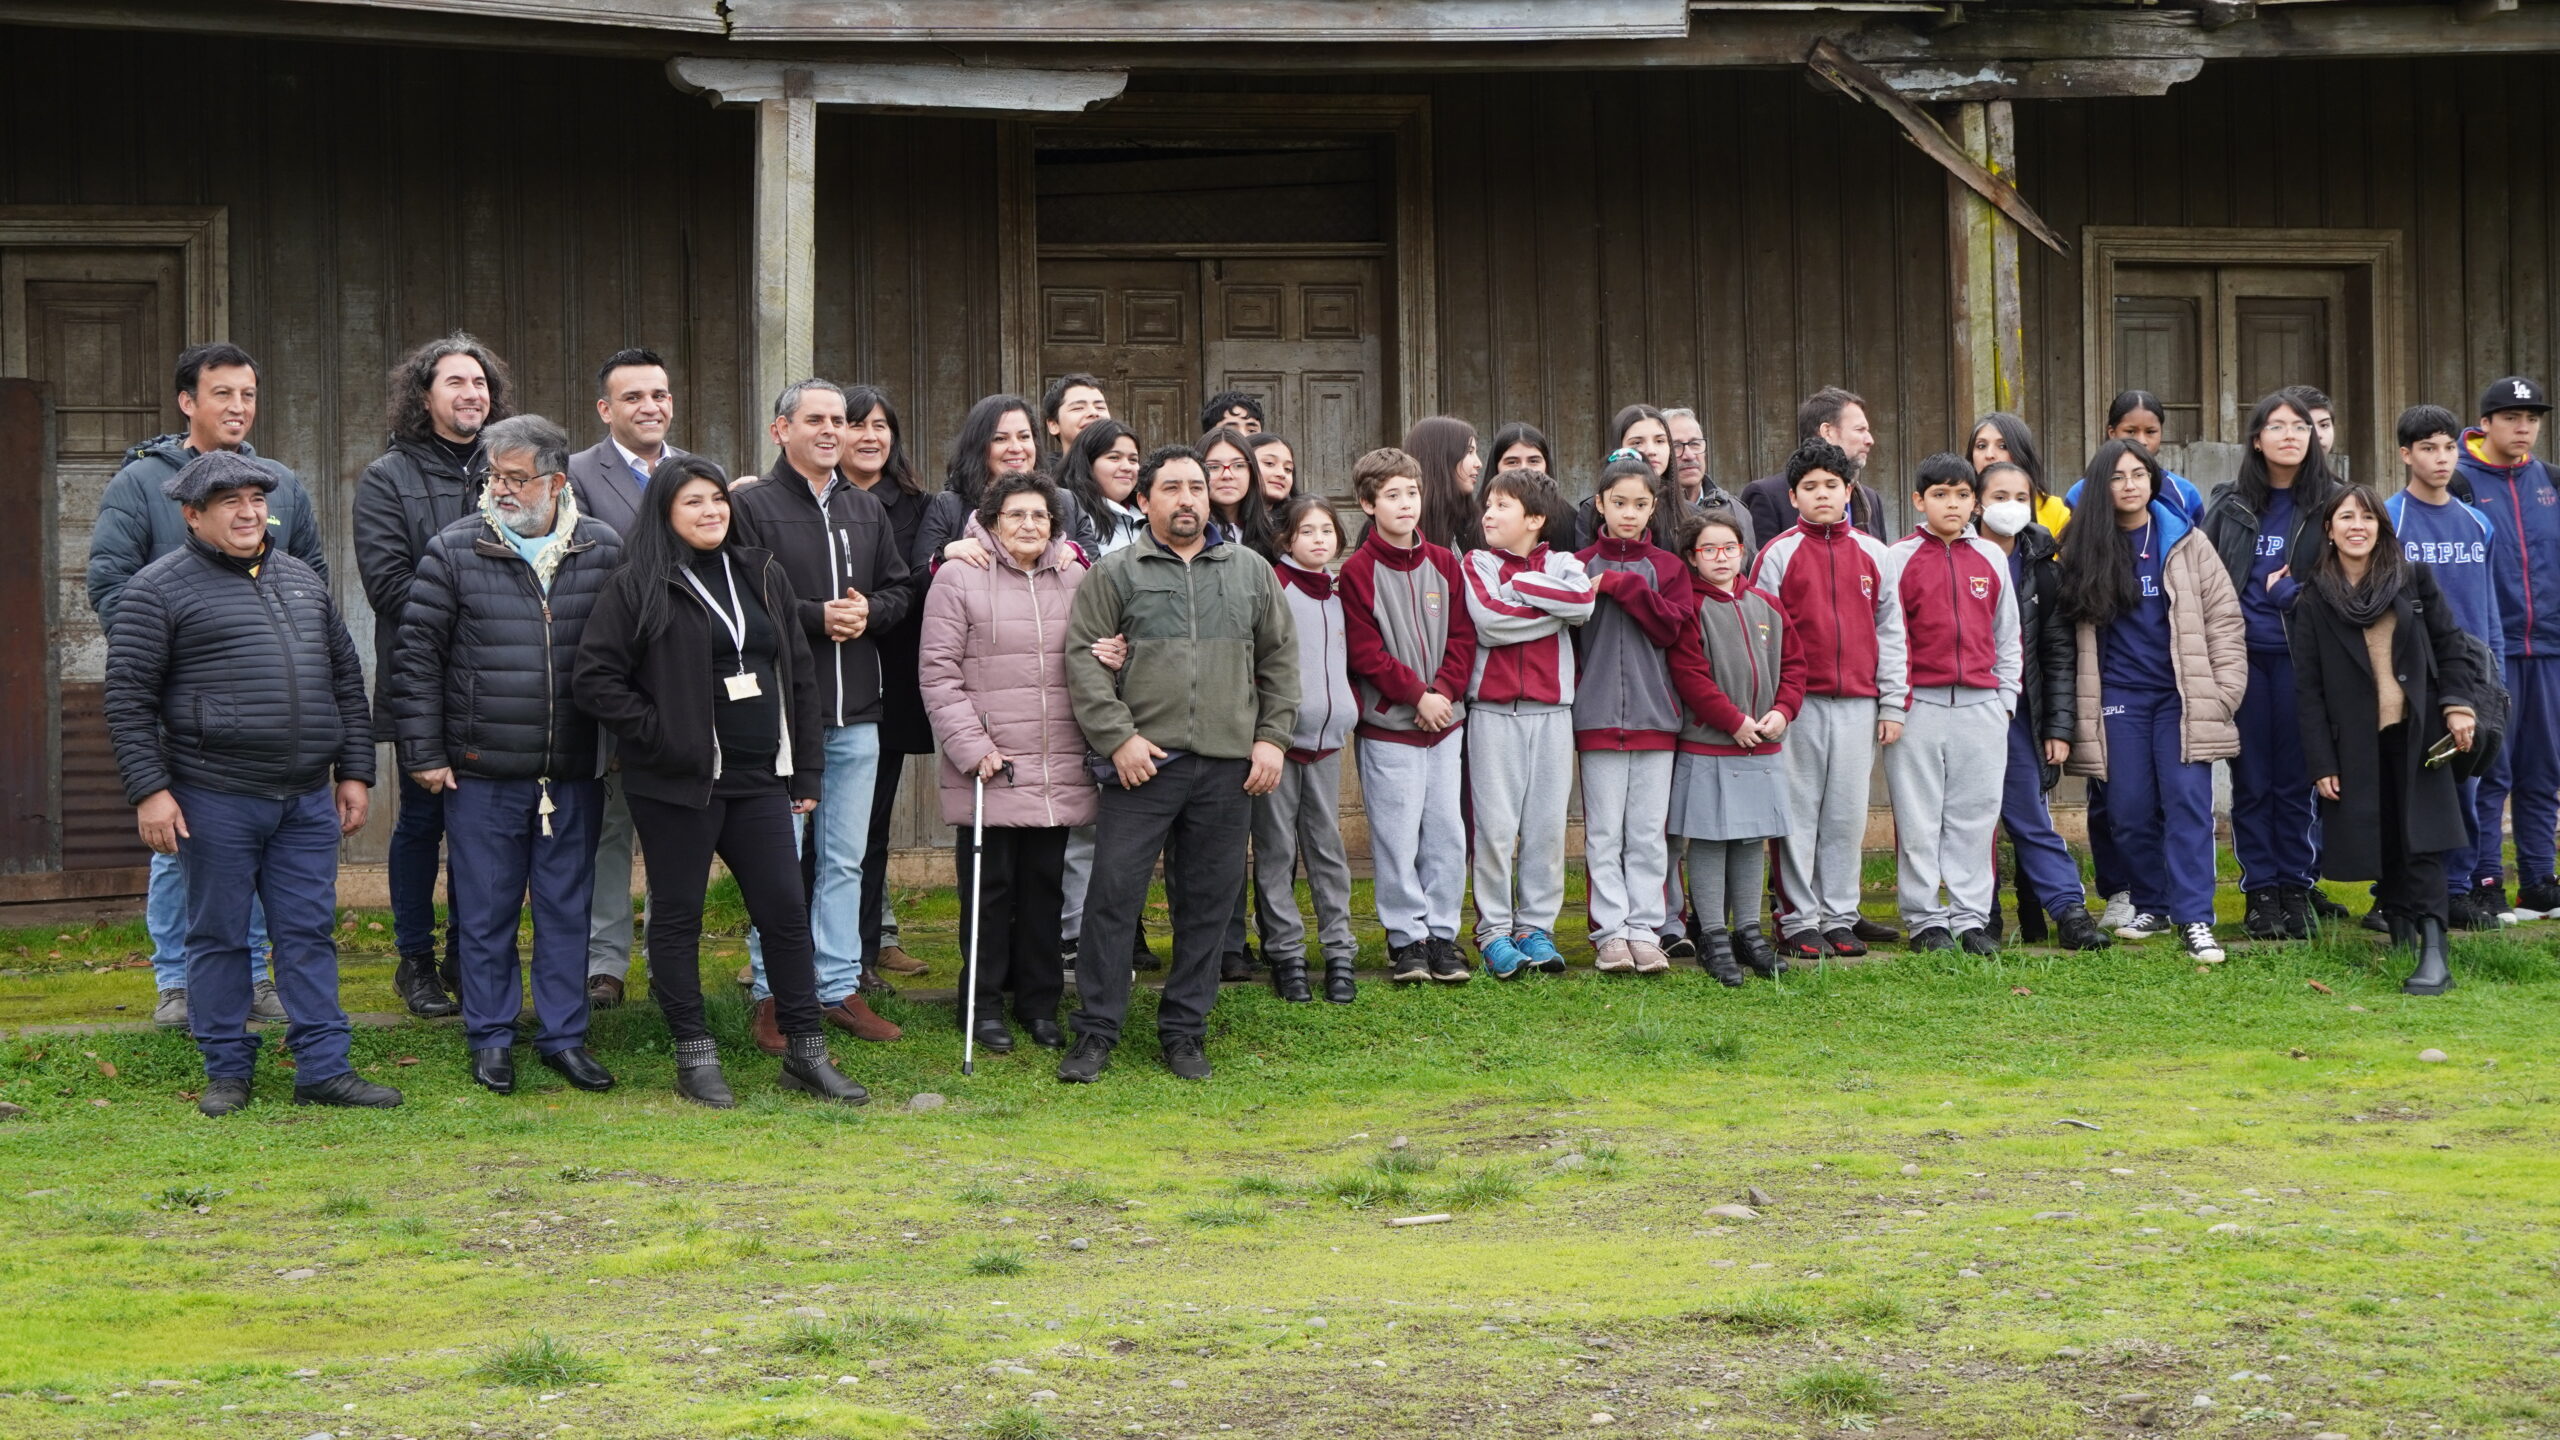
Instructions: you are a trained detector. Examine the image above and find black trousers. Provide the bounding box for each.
[954,823,1069,1025]
[862,750,908,958]
[2375,724,2450,924]
[1073,755,1249,1046]
[629,781,824,1043]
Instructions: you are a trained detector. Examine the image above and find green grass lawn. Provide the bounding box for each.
[2,864,2556,1439]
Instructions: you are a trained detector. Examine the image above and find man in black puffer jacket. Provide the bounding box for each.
[391,416,623,1098]
[105,452,398,1118]
[354,332,512,1013]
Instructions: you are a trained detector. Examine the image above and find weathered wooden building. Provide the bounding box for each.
[6,0,2560,900]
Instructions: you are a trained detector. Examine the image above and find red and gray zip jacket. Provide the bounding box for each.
[1340,529,1477,747]
[1274,559,1357,763]
[1668,581,1807,755]
[1883,528,2021,713]
[1746,519,1908,706]
[1571,536,1694,750]
[1463,543,1598,709]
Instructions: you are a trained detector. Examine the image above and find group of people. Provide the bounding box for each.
[95,331,2554,1111]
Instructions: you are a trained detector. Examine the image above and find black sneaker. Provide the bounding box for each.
[2306,888,2353,924]
[1780,930,1825,962]
[1660,931,1698,962]
[1821,928,1868,958]
[1851,916,1900,944]
[1957,928,2000,956]
[1160,1036,1212,1081]
[2115,911,2173,942]
[2360,908,2392,934]
[1734,925,1787,979]
[197,1077,251,1118]
[1057,1034,1113,1084]
[2242,887,2285,940]
[2447,889,2497,932]
[1220,946,1259,984]
[2277,886,2315,940]
[2517,878,2560,916]
[1908,926,1955,953]
[2474,877,2512,921]
[1388,942,1430,984]
[1425,937,1472,983]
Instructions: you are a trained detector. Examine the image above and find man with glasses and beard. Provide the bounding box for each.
[355,332,513,1020]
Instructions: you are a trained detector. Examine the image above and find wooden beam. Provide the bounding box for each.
[1867,56,2203,100]
[1808,39,2068,255]
[725,0,1691,42]
[749,73,817,427]
[669,57,1129,114]
[1946,101,2026,422]
[268,0,720,28]
[2455,0,2518,21]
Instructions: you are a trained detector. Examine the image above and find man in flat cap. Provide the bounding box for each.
[104,451,400,1116]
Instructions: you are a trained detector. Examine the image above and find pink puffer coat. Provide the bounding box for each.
[917,515,1099,829]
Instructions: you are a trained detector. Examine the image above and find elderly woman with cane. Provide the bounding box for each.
[917,471,1096,1055]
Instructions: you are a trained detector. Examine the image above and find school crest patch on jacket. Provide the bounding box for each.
[1970,575,1991,599]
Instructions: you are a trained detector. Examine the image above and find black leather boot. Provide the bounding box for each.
[1699,928,1747,987]
[2403,914,2454,996]
[1323,956,1356,1004]
[779,1033,871,1105]
[1270,955,1313,1003]
[395,952,460,1018]
[673,1038,734,1109]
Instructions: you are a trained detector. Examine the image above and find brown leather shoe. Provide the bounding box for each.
[586,974,624,1009]
[824,996,902,1043]
[749,996,788,1055]
[873,943,929,976]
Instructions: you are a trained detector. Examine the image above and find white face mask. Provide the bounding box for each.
[1980,499,2033,537]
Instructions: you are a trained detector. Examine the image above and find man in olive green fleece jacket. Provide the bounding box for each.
[1058,444,1298,1084]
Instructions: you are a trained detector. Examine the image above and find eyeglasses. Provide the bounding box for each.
[1671,439,1708,455]
[480,470,559,493]
[2262,422,2313,438]
[1205,460,1253,477]
[997,509,1053,527]
[1694,542,1743,558]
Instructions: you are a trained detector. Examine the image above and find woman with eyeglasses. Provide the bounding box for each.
[2289,485,2483,995]
[2200,392,2345,942]
[917,471,1095,1052]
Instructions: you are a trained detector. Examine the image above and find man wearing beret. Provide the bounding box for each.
[104,452,400,1116]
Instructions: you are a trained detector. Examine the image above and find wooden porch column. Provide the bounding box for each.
[751,71,818,422]
[1946,100,2026,424]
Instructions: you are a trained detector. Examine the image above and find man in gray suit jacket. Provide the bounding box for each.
[565,348,717,1006]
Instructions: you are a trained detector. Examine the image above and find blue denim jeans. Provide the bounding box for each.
[147,848,270,991]
[387,771,449,959]
[749,722,877,1006]
[172,785,352,1082]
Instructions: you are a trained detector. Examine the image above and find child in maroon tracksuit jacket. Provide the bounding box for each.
[1573,458,1695,975]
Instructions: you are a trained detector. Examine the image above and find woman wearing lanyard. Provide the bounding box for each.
[574,456,869,1107]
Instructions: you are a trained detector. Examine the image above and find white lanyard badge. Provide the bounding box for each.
[682,553,762,700]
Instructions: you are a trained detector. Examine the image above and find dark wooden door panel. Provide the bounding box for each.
[1202,256,1384,497]
[0,380,54,873]
[1038,258,1198,450]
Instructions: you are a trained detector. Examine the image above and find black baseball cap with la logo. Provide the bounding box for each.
[2479,376,2552,417]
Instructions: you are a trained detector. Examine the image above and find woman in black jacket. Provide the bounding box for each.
[573,456,870,1106]
[2291,485,2482,996]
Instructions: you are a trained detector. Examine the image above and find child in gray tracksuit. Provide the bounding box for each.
[1257,495,1362,1004]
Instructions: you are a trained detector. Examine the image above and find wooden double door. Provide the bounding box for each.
[1038,254,1386,495]
[2112,263,2364,479]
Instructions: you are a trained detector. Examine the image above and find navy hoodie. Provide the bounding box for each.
[2456,428,2560,659]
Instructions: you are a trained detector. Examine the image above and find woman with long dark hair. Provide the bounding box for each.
[1488,421,1553,475]
[1202,426,1279,563]
[1405,415,1483,552]
[2071,390,2208,525]
[1057,418,1147,555]
[1247,431,1299,507]
[2291,485,2483,994]
[2057,439,2247,965]
[837,384,936,982]
[2202,391,2345,940]
[572,457,871,1108]
[914,394,1101,573]
[1966,412,2068,533]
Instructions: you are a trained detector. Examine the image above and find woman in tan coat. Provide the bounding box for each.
[2056,440,2248,963]
[917,472,1097,1054]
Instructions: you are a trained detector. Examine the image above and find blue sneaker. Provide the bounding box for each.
[1516,928,1566,972]
[1477,935,1528,980]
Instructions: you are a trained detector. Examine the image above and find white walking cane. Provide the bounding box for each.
[961,770,987,1077]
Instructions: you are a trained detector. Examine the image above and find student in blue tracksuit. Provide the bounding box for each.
[2201,392,2340,940]
[2460,375,2560,919]
[2060,391,2209,530]
[2386,404,2505,928]
[2067,392,2205,931]
[2057,440,2248,965]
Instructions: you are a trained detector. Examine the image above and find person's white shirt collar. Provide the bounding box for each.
[612,436,670,479]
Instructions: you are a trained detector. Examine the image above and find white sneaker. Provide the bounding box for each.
[2097,891,2136,931]
[2115,911,2173,942]
[2181,922,2226,964]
